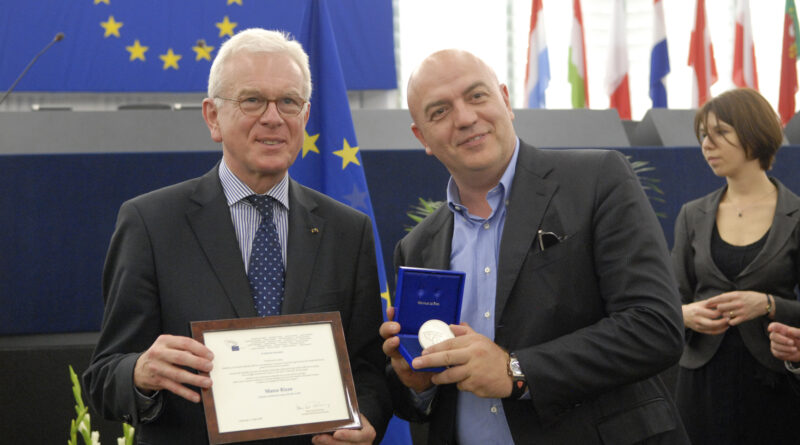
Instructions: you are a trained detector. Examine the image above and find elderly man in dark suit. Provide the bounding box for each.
[379,49,689,444]
[83,28,390,445]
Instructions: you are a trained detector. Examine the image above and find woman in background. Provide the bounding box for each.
[672,88,800,444]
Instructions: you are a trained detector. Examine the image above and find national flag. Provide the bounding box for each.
[649,0,670,108]
[605,0,631,120]
[733,0,759,89]
[524,0,550,108]
[568,0,589,108]
[779,0,800,125]
[293,1,411,443]
[688,0,717,107]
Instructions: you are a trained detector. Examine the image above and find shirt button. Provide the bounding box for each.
[484,267,491,274]
[490,406,498,413]
[483,222,490,229]
[484,311,491,319]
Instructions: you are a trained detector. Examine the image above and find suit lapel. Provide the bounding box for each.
[283,180,324,314]
[496,144,557,320]
[420,206,455,270]
[187,166,256,318]
[740,179,800,278]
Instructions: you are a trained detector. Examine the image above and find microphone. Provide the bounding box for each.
[0,32,65,107]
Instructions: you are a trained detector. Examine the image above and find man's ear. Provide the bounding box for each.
[411,123,432,155]
[500,83,515,122]
[202,98,223,143]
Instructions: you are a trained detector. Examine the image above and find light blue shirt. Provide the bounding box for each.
[218,160,289,270]
[448,139,519,445]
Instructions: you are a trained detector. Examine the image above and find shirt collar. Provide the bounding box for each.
[218,159,290,210]
[446,137,520,216]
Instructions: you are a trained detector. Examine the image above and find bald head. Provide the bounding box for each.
[404,49,516,195]
[407,49,501,123]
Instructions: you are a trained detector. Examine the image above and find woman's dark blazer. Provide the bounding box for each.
[672,177,800,372]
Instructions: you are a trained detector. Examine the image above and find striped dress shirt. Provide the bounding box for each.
[218,160,289,272]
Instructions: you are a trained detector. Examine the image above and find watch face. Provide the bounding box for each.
[510,358,523,376]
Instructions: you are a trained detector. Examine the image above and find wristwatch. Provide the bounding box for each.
[507,353,528,399]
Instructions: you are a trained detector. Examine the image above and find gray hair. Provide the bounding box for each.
[207,28,312,101]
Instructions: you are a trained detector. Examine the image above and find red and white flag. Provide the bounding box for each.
[605,0,631,119]
[733,0,758,89]
[688,0,717,106]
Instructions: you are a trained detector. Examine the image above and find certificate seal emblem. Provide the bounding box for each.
[418,319,454,349]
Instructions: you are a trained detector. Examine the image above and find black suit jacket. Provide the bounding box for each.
[672,177,800,371]
[84,165,391,444]
[389,142,689,444]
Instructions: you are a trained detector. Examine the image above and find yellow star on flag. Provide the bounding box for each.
[192,42,214,61]
[100,15,123,38]
[159,49,182,70]
[126,40,148,61]
[227,0,242,5]
[216,16,237,37]
[302,131,320,158]
[94,0,110,4]
[333,139,361,169]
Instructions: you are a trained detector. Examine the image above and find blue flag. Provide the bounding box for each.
[649,0,670,108]
[292,2,411,444]
[0,0,395,92]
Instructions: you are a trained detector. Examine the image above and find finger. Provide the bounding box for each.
[770,332,796,347]
[699,319,730,335]
[161,335,215,361]
[413,348,465,369]
[771,343,797,355]
[430,363,468,386]
[160,378,204,403]
[331,425,375,443]
[382,335,403,358]
[386,306,395,322]
[450,324,474,336]
[379,321,401,339]
[158,347,214,374]
[768,322,789,333]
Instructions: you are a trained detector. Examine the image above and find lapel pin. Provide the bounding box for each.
[310,228,319,234]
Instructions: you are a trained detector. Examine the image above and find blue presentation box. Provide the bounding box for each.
[394,266,465,372]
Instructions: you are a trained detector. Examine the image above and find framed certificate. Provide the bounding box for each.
[190,312,361,444]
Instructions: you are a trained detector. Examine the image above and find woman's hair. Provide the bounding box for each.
[694,87,783,170]
[207,28,312,102]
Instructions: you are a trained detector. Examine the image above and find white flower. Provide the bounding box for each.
[91,431,100,445]
[118,437,126,445]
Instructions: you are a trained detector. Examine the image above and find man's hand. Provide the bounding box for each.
[682,300,730,334]
[769,322,800,362]
[133,334,214,403]
[412,323,512,399]
[380,306,435,393]
[311,413,375,445]
[707,290,771,326]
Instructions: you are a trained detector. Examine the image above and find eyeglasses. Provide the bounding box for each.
[215,95,307,117]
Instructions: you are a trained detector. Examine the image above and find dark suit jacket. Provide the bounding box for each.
[388,142,688,445]
[84,165,391,444]
[672,177,800,371]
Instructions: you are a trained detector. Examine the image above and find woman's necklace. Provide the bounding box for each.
[728,187,776,217]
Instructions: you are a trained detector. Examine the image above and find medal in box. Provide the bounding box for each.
[393,266,465,372]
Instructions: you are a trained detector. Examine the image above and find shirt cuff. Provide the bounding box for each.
[134,387,163,423]
[408,385,437,415]
[785,361,800,375]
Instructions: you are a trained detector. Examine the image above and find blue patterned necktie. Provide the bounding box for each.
[246,195,285,316]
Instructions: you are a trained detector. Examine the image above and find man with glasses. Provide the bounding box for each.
[84,28,391,445]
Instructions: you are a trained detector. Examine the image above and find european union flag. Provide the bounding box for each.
[291,2,411,444]
[0,0,395,92]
